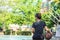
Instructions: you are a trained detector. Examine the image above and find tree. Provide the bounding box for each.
[0,0,42,28]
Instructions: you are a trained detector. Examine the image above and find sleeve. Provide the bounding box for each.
[32,23,36,28]
[43,21,46,28]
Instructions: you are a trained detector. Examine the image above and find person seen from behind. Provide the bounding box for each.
[32,13,52,40]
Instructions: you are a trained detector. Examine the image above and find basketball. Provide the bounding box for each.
[45,31,52,39]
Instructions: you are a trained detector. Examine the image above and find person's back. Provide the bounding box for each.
[32,20,46,39]
[32,13,52,40]
[32,13,49,40]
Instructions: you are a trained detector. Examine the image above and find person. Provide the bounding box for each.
[32,13,52,40]
[55,20,60,40]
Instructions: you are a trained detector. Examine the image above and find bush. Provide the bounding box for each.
[20,31,32,36]
[4,29,11,35]
[17,29,21,35]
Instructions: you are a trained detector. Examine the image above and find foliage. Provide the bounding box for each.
[41,12,54,28]
[0,0,59,29]
[0,0,42,28]
[4,29,11,35]
[20,31,31,35]
[51,0,60,24]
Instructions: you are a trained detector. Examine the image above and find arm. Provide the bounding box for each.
[31,23,35,33]
[44,26,49,31]
[44,26,52,34]
[43,21,52,34]
[31,28,35,33]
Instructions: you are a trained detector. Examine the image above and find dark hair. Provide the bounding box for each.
[35,13,41,19]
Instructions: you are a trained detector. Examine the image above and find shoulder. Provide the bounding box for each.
[40,20,45,23]
[33,22,36,24]
[40,20,46,26]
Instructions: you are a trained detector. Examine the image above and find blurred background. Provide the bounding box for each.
[0,0,60,39]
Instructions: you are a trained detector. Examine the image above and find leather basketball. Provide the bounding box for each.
[45,31,52,39]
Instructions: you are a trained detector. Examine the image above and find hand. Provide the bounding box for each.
[47,30,53,35]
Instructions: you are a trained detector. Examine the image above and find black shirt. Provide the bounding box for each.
[32,20,46,38]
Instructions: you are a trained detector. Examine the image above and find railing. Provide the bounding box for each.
[41,0,60,24]
[49,7,60,23]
